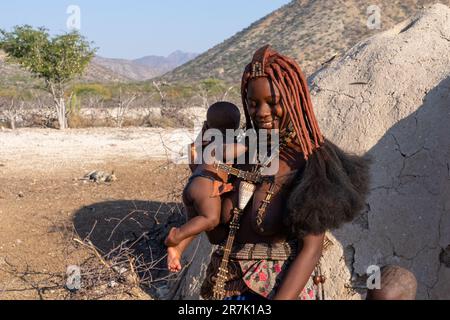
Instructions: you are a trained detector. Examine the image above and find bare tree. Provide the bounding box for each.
[85,94,105,110]
[221,86,235,101]
[0,98,24,130]
[152,81,169,109]
[197,85,210,109]
[29,89,58,128]
[139,91,161,122]
[111,88,139,128]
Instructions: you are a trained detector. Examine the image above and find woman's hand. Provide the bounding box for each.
[272,233,325,300]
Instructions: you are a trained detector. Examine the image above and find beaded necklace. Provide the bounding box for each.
[212,128,296,300]
[214,127,296,231]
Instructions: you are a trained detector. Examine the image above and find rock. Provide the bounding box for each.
[82,170,117,183]
[309,4,450,299]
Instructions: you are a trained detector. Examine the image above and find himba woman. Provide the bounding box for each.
[196,45,372,300]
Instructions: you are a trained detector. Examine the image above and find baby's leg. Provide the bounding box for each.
[167,178,221,247]
[167,204,196,272]
[165,179,221,246]
[167,236,195,273]
[166,178,221,272]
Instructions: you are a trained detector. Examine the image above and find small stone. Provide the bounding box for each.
[18,192,24,198]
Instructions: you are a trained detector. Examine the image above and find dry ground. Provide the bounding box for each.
[0,128,191,300]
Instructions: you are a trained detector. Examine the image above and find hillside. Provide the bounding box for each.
[161,0,450,83]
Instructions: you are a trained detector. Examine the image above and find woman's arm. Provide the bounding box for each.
[272,233,325,300]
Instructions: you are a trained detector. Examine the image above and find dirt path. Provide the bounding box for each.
[0,128,191,300]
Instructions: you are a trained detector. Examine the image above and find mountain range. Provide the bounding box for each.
[93,51,198,81]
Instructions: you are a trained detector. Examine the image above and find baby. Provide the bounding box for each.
[165,101,245,273]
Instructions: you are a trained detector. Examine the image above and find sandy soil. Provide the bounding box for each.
[0,128,191,300]
[0,127,195,172]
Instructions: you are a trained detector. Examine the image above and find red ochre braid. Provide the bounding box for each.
[241,45,324,160]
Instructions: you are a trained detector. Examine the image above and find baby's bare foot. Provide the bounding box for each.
[167,246,182,273]
[165,227,181,247]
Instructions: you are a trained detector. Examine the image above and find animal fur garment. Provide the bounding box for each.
[286,139,372,239]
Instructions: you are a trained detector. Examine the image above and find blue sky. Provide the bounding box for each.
[0,0,291,59]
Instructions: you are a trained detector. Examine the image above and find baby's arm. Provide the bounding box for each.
[222,142,247,163]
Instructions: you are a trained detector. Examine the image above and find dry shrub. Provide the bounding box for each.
[160,107,194,128]
[68,114,115,128]
[0,120,11,129]
[27,114,59,129]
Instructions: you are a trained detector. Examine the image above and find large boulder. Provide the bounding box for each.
[173,4,450,300]
[310,4,450,299]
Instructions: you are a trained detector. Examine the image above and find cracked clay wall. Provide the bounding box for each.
[309,4,450,299]
[171,4,450,300]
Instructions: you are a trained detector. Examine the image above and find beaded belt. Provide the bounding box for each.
[215,240,298,261]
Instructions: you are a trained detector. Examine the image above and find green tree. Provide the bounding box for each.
[0,25,97,129]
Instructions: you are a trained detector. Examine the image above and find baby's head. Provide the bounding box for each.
[206,102,241,133]
[366,265,417,300]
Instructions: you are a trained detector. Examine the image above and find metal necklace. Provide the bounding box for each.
[212,128,295,300]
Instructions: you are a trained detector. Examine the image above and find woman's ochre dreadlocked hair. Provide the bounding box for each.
[242,45,372,239]
[241,45,325,159]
